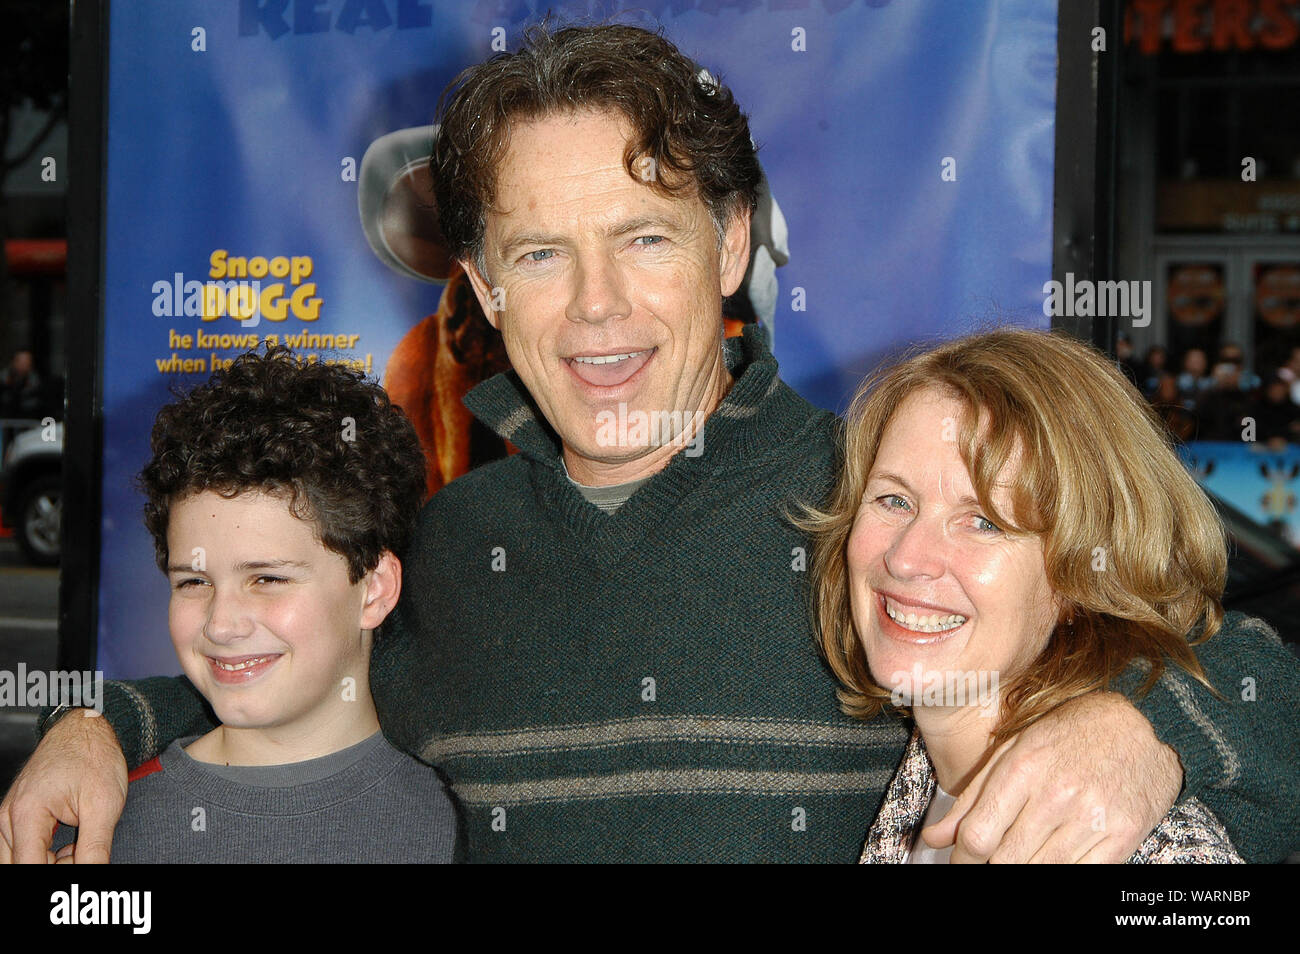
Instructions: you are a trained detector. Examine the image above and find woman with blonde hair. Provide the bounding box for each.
[803,327,1254,863]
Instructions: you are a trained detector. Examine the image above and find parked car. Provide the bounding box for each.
[0,422,62,566]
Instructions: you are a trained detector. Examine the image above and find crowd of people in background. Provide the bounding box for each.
[1116,336,1300,449]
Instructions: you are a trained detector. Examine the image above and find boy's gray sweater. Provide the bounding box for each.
[54,731,457,863]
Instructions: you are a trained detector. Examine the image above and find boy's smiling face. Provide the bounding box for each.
[165,490,389,754]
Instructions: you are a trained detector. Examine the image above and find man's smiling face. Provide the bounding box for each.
[461,108,751,485]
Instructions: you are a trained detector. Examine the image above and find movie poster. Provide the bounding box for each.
[96,0,1057,678]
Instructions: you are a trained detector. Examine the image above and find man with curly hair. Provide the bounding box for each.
[50,349,456,862]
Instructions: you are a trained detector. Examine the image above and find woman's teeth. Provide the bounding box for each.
[884,599,967,633]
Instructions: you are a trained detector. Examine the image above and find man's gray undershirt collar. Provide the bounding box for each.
[560,457,653,514]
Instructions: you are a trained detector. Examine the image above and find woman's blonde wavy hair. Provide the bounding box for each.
[799,328,1226,747]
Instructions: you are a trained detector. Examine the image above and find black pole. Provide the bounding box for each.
[1052,0,1122,357]
[58,0,108,673]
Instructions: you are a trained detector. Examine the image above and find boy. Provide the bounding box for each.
[54,347,457,862]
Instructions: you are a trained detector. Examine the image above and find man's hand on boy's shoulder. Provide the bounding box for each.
[0,710,128,863]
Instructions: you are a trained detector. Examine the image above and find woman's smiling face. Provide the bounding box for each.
[846,388,1060,708]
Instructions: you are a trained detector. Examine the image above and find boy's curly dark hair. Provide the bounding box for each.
[138,347,427,583]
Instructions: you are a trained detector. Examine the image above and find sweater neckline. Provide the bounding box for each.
[461,324,820,548]
[463,323,812,476]
[156,731,403,815]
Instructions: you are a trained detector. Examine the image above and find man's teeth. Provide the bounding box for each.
[213,656,274,671]
[571,350,648,365]
[884,598,967,633]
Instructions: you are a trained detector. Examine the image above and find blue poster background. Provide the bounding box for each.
[98,0,1058,678]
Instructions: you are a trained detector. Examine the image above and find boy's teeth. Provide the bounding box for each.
[884,597,967,633]
[572,350,647,365]
[214,656,273,671]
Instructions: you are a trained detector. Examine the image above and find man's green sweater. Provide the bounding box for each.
[79,327,1300,862]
